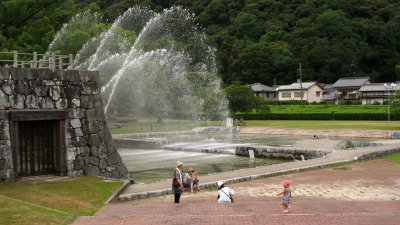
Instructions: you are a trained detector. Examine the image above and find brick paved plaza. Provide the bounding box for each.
[73,158,400,225]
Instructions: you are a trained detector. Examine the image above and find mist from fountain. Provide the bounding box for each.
[49,6,228,122]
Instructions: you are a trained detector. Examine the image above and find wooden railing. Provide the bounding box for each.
[0,51,73,70]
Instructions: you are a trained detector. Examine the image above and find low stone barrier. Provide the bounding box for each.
[338,141,380,149]
[388,132,400,139]
[236,146,329,160]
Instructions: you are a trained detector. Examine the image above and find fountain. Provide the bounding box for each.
[48,6,228,122]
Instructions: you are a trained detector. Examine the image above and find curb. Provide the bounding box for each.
[105,180,131,204]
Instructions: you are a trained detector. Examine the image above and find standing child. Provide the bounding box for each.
[277,180,291,213]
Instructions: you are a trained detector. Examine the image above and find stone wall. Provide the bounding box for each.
[0,67,129,183]
[389,131,400,139]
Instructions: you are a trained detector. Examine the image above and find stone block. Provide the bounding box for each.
[74,157,86,170]
[0,90,10,109]
[66,108,85,119]
[82,82,95,95]
[117,163,128,176]
[0,123,10,140]
[99,130,112,143]
[98,143,108,159]
[25,94,39,109]
[106,141,117,154]
[95,108,105,120]
[0,68,10,80]
[86,109,96,121]
[90,146,99,157]
[77,135,89,146]
[70,119,82,129]
[98,120,107,131]
[34,86,48,97]
[74,128,83,137]
[93,93,103,108]
[1,82,13,95]
[80,95,94,109]
[88,121,100,133]
[110,170,120,179]
[15,80,31,96]
[62,70,80,81]
[0,160,5,169]
[100,171,110,177]
[71,99,80,108]
[106,151,122,166]
[89,157,99,166]
[40,97,54,109]
[37,69,54,80]
[10,68,27,80]
[99,159,107,170]
[0,169,7,179]
[55,98,68,109]
[43,80,55,86]
[78,146,90,157]
[66,86,81,99]
[49,86,61,101]
[84,164,100,176]
[89,134,101,147]
[10,94,25,109]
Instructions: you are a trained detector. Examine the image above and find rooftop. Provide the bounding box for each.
[359,82,399,92]
[333,77,371,88]
[249,83,275,92]
[277,82,321,91]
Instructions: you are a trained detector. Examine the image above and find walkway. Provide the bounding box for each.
[73,159,400,225]
[117,140,400,201]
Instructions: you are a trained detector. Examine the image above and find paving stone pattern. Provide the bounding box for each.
[73,200,400,225]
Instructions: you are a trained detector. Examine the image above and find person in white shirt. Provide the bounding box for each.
[217,181,234,203]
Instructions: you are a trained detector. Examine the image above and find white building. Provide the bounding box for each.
[277,82,324,103]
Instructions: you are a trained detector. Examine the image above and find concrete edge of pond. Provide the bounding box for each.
[116,145,400,202]
[105,180,131,204]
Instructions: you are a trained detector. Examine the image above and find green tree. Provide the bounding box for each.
[223,83,261,116]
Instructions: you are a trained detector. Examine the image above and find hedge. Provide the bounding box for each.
[235,113,399,121]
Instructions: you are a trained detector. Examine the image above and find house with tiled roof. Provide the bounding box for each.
[277,81,324,103]
[249,83,276,101]
[332,77,372,104]
[359,82,399,104]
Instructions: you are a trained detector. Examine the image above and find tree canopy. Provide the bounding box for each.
[1,0,400,86]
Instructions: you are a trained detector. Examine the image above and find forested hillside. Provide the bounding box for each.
[1,0,400,86]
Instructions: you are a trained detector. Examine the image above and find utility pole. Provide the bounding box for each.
[299,63,303,101]
[274,77,277,106]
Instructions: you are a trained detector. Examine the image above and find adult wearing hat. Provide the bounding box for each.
[217,181,234,203]
[172,161,184,203]
[183,167,200,192]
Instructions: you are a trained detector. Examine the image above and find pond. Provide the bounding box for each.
[117,133,378,184]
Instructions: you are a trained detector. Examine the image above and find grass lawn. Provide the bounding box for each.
[268,105,387,113]
[0,176,123,225]
[244,120,400,130]
[382,152,400,163]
